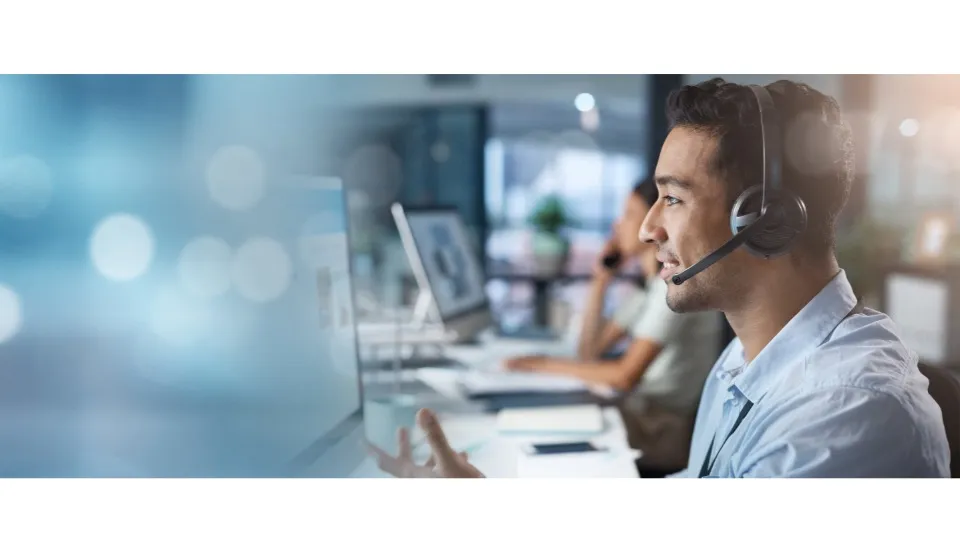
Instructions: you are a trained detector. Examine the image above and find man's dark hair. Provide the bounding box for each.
[632,177,659,209]
[664,77,855,256]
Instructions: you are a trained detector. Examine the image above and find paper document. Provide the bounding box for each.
[458,370,588,395]
[496,404,604,435]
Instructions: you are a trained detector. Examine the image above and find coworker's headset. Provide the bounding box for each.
[670,85,808,286]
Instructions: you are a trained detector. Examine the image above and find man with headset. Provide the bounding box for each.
[368,78,951,478]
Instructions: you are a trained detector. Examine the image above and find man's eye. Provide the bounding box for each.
[663,196,680,206]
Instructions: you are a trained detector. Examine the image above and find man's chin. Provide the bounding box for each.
[665,294,686,313]
[666,289,708,314]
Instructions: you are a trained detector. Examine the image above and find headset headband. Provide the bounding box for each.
[748,85,782,209]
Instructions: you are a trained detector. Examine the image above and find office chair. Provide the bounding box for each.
[918,362,960,478]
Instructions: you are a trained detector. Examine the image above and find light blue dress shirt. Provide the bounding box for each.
[669,270,951,478]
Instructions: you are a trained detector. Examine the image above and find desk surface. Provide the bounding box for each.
[353,335,640,478]
[352,406,640,478]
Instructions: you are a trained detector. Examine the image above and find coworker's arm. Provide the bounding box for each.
[576,275,617,360]
[589,319,632,361]
[509,337,664,392]
[515,284,681,390]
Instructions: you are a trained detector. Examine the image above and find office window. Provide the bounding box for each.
[483,93,648,327]
[486,138,643,276]
[484,100,647,277]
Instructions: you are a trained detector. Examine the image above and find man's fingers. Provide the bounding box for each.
[365,441,389,462]
[397,427,412,461]
[425,451,467,469]
[365,442,403,477]
[417,408,459,467]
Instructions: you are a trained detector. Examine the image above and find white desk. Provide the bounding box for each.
[352,406,639,478]
[353,335,640,479]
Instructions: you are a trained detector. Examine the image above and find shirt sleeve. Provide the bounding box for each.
[611,289,647,330]
[737,387,941,478]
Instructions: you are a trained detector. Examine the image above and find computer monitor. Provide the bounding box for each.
[274,176,367,477]
[0,172,365,477]
[391,204,493,343]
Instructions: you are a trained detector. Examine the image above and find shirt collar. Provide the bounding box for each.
[716,269,859,404]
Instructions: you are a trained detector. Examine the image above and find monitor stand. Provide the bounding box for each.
[410,288,435,329]
[414,288,557,343]
[360,290,462,371]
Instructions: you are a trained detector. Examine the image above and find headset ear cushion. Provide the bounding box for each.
[730,185,808,258]
[750,210,797,252]
[730,185,765,234]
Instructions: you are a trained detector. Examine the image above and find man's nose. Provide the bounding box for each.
[639,203,665,245]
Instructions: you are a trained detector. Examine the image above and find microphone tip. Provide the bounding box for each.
[671,275,684,285]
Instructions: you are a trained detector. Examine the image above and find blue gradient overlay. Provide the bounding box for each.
[0,76,362,477]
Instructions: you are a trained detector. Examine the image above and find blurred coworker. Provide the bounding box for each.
[503,179,721,476]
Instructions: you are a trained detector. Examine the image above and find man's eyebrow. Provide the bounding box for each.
[654,175,694,191]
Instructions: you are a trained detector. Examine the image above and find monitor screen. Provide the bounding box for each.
[401,209,488,321]
[0,76,362,477]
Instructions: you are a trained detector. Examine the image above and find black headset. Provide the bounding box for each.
[671,85,809,286]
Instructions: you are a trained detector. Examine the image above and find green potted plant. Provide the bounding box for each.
[528,194,576,277]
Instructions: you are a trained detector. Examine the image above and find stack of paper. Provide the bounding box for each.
[496,404,604,435]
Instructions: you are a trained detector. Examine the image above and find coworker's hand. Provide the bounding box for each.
[593,235,620,280]
[503,355,548,372]
[366,409,485,478]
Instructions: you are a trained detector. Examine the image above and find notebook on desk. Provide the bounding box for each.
[496,404,605,435]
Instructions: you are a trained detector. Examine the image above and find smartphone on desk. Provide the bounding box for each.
[522,441,604,455]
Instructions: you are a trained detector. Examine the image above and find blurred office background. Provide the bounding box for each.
[329,74,960,348]
[3,73,951,355]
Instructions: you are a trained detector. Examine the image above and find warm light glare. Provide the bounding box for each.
[900,118,920,137]
[574,93,596,112]
[89,214,155,281]
[927,107,960,162]
[922,218,949,255]
[0,284,23,344]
